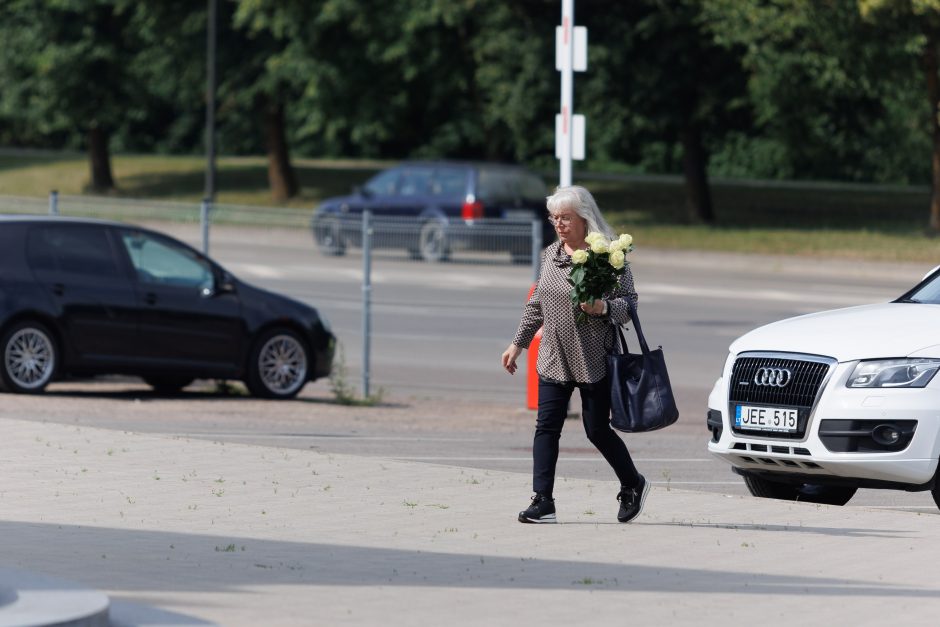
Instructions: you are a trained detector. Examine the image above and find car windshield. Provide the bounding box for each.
[904,272,940,304]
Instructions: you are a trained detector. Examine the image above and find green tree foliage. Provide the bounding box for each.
[0,0,148,190]
[860,0,940,231]
[125,0,209,155]
[3,0,940,221]
[261,0,555,164]
[578,0,751,223]
[705,0,925,184]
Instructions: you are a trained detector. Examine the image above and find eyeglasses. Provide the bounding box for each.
[548,214,576,226]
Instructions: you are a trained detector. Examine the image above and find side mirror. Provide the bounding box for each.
[218,272,236,294]
[202,272,235,297]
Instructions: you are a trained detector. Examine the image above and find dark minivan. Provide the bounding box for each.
[0,216,334,399]
[311,161,553,262]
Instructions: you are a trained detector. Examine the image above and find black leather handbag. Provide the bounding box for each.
[607,301,679,432]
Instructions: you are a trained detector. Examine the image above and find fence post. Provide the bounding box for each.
[531,219,543,282]
[200,198,211,255]
[361,210,373,398]
[49,190,59,216]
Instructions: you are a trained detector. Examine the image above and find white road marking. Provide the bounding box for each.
[641,282,885,307]
[225,260,887,305]
[225,262,285,279]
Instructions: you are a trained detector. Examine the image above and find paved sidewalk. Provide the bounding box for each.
[1,417,939,626]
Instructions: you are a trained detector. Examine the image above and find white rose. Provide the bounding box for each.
[607,239,624,253]
[571,249,588,264]
[584,231,604,245]
[590,238,610,254]
[618,233,633,249]
[609,249,625,269]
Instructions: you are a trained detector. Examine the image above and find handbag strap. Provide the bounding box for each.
[612,325,628,354]
[625,299,652,355]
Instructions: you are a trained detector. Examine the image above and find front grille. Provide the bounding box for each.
[728,352,835,439]
[729,354,832,407]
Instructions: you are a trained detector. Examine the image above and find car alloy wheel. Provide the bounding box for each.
[253,331,308,398]
[314,216,346,256]
[2,322,56,393]
[419,219,450,263]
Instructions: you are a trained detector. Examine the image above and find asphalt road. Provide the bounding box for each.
[7,222,939,513]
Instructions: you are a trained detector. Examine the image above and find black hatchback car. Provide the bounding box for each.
[311,161,553,262]
[0,216,334,399]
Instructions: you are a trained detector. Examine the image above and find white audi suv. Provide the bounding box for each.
[707,266,940,509]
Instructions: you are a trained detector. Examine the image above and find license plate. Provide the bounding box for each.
[734,405,798,433]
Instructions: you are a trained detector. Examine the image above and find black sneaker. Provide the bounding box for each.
[518,493,556,524]
[617,475,650,523]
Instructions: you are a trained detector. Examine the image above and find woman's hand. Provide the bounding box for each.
[501,343,523,375]
[579,299,607,316]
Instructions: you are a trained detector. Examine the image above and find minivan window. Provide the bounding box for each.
[364,169,399,196]
[399,167,435,196]
[433,168,468,197]
[478,169,547,201]
[120,232,213,289]
[27,225,121,278]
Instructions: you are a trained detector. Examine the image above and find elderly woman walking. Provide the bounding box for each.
[501,185,648,524]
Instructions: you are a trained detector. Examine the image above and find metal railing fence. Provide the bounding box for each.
[0,192,543,267]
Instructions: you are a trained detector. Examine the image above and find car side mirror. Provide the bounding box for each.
[218,272,236,294]
[203,272,235,298]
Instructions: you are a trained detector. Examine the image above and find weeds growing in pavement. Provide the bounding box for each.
[330,343,385,406]
[214,380,247,396]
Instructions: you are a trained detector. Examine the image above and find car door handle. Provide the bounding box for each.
[144,292,158,305]
[51,283,64,296]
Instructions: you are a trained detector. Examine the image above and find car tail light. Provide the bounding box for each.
[461,196,484,221]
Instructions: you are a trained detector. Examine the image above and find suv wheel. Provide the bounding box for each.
[143,376,194,394]
[931,468,940,511]
[313,215,346,256]
[245,328,309,399]
[418,219,450,263]
[0,321,57,394]
[743,474,857,506]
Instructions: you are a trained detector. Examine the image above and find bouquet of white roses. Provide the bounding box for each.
[568,231,634,324]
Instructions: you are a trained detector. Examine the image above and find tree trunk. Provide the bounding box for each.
[264,101,298,203]
[924,29,940,234]
[87,126,115,192]
[680,125,715,224]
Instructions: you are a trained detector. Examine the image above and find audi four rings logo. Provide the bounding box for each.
[753,367,792,387]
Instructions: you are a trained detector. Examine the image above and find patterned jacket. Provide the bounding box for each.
[512,241,638,383]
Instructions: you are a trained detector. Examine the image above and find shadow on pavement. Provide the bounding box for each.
[2,521,933,598]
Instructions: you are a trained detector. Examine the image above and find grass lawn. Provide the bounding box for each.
[1,150,939,262]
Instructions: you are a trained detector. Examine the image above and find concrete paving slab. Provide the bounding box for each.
[0,567,108,627]
[0,417,938,626]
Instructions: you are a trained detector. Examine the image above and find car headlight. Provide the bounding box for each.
[846,359,940,388]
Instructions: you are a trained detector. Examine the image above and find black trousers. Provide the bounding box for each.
[533,376,640,497]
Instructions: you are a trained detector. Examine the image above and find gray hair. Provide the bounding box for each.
[546,185,615,239]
